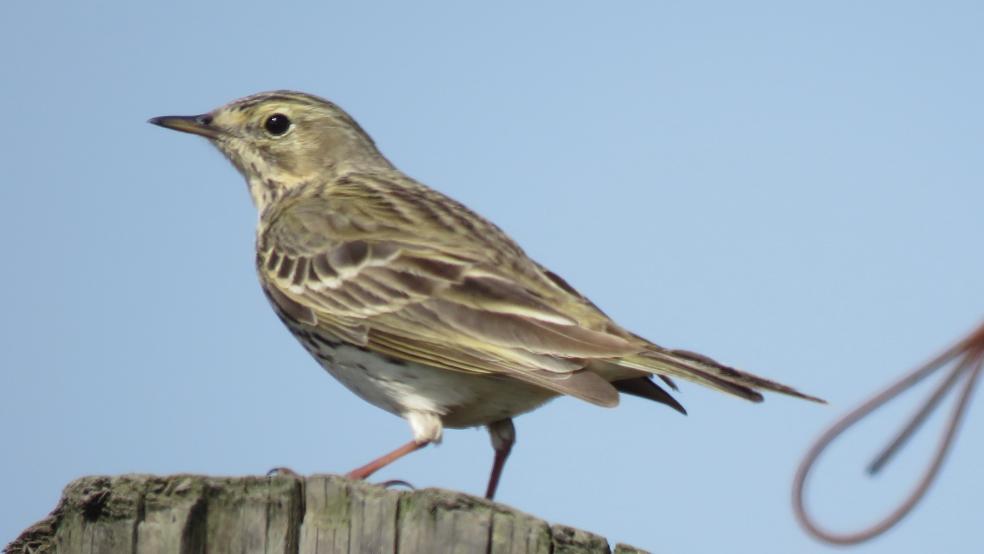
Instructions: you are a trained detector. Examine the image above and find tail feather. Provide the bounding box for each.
[613,376,688,415]
[657,374,679,391]
[619,346,825,404]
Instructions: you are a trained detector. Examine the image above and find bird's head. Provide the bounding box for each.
[150,90,390,208]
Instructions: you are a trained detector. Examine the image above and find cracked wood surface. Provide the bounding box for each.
[6,474,649,554]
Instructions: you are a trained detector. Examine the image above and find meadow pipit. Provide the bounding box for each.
[150,91,823,499]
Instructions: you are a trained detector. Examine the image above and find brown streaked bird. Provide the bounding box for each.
[149,91,823,499]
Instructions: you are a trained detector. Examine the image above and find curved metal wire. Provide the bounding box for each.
[792,321,984,545]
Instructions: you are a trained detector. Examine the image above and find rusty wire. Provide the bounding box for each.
[792,321,984,545]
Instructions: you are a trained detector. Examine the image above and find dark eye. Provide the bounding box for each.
[264,113,292,136]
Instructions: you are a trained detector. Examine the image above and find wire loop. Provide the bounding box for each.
[792,322,984,545]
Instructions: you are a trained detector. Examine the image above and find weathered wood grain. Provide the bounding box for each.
[5,474,650,554]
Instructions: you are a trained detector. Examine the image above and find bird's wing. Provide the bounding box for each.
[257,182,645,406]
[258,174,823,407]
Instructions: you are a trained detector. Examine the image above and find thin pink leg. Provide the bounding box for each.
[346,440,429,480]
[485,419,516,500]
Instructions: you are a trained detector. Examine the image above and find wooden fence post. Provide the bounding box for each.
[6,474,649,554]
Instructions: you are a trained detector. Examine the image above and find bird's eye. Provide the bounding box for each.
[264,113,292,136]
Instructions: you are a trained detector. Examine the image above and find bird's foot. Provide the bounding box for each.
[381,479,416,491]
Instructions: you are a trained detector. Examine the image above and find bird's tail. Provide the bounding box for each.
[617,345,825,403]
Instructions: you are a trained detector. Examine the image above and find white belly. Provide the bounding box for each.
[303,341,556,429]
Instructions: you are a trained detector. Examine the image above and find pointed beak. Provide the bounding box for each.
[148,114,223,139]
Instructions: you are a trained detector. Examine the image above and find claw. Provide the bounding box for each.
[381,479,416,491]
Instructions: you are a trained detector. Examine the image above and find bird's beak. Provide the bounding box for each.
[148,114,223,140]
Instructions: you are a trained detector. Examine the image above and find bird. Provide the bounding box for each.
[149,90,823,499]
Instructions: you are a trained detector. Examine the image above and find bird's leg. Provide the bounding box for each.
[484,418,516,500]
[345,440,430,480]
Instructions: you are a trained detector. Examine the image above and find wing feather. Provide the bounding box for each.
[257,189,643,404]
[256,173,822,408]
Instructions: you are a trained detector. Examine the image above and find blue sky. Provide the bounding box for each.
[2,2,982,552]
